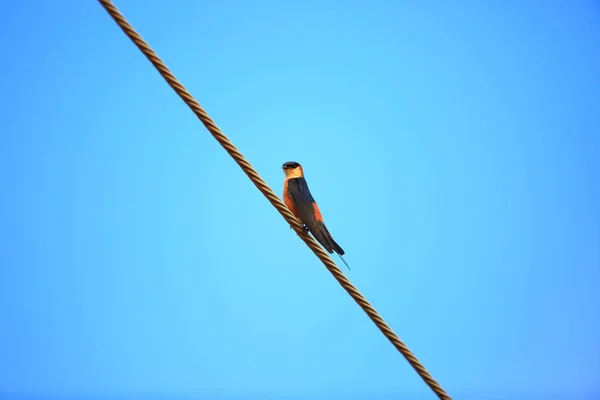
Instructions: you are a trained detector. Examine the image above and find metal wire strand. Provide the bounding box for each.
[98,1,452,399]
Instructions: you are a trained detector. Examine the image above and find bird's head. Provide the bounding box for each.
[282,161,303,178]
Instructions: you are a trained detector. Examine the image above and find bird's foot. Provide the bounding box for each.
[290,224,310,233]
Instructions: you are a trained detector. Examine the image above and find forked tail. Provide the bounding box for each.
[338,254,351,271]
[316,223,350,271]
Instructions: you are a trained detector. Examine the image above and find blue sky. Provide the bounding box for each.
[1,1,599,399]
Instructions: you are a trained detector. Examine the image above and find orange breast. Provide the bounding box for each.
[283,179,300,218]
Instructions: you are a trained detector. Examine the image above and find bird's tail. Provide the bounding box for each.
[330,238,344,255]
[314,223,351,271]
[327,230,350,271]
[337,254,351,271]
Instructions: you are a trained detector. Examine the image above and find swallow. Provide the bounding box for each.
[282,161,350,270]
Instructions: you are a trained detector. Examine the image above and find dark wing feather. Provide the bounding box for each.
[285,177,317,228]
[286,177,343,254]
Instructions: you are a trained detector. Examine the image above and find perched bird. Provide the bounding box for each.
[282,161,350,270]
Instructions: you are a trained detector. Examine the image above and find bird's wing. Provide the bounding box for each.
[286,177,316,224]
[286,177,335,253]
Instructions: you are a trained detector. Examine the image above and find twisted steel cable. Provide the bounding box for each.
[98,1,452,399]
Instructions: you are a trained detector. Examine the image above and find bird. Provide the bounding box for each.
[281,161,350,270]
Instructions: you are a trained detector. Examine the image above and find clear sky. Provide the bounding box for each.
[1,1,599,399]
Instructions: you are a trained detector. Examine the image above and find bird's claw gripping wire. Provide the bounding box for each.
[289,223,310,233]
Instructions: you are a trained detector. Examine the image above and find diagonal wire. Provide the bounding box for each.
[97,1,452,399]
